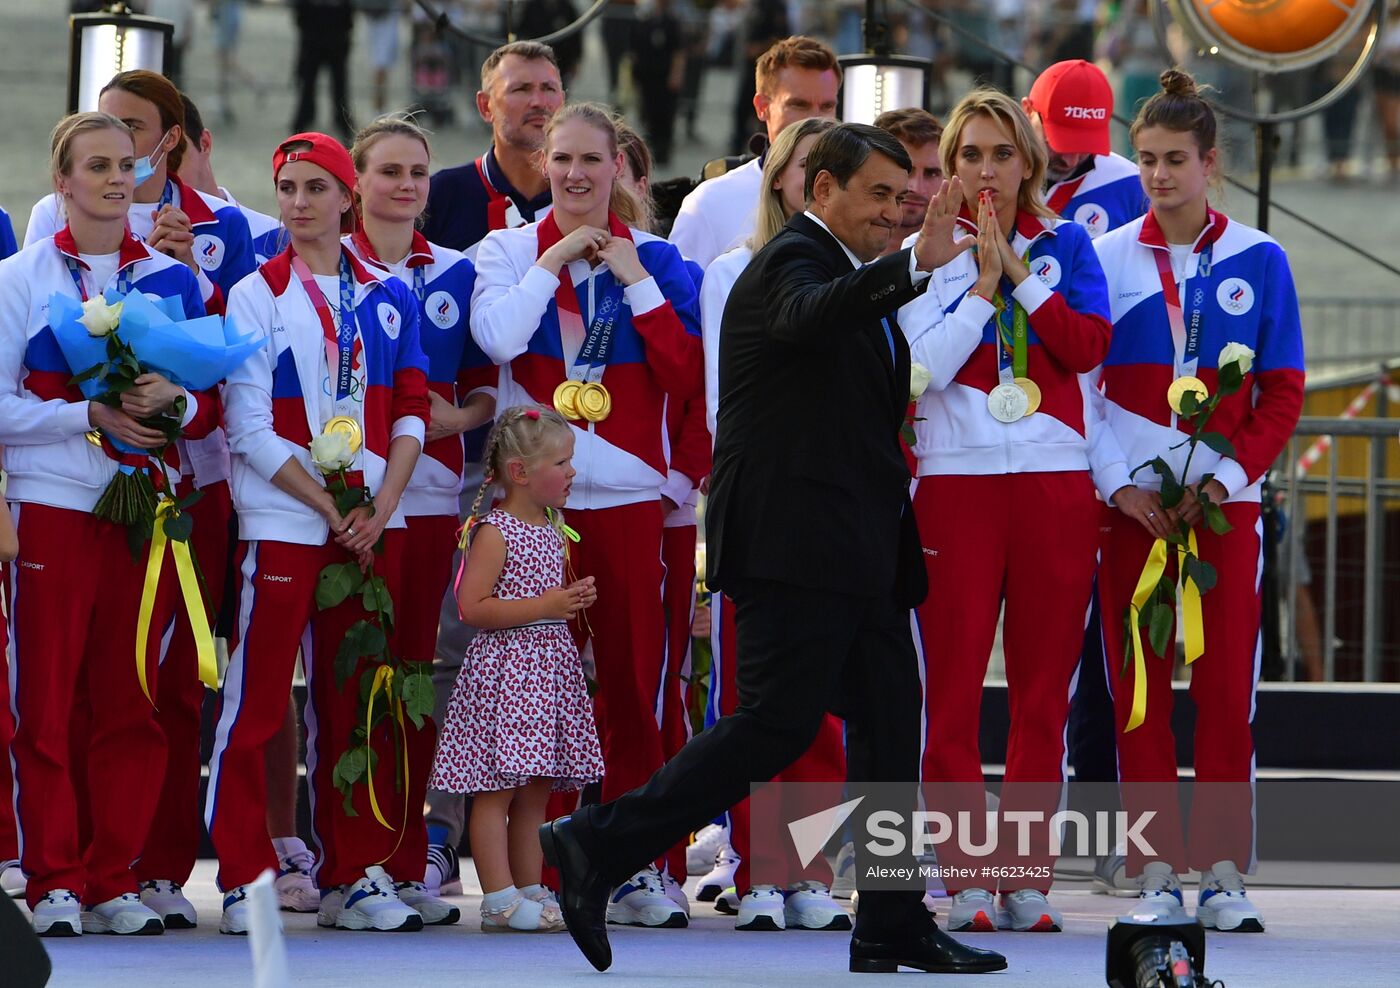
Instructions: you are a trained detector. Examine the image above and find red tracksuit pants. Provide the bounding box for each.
[0,588,14,862]
[710,592,847,894]
[383,513,457,882]
[658,522,697,880]
[913,472,1099,891]
[138,480,231,884]
[206,531,424,891]
[1098,501,1262,875]
[8,503,177,908]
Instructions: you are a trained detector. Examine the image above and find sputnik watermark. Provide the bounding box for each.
[865,809,1157,858]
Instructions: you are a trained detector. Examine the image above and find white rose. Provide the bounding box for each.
[78,297,123,337]
[310,430,355,474]
[1218,342,1255,375]
[909,361,933,401]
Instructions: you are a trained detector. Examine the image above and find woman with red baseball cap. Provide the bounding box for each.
[207,131,432,934]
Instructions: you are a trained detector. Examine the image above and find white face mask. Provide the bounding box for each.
[133,128,173,186]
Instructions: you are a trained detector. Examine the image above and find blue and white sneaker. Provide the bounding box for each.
[1197,860,1264,932]
[81,892,164,935]
[783,881,851,931]
[735,885,785,931]
[696,843,739,902]
[139,879,197,929]
[606,866,688,928]
[32,889,81,937]
[1093,854,1139,897]
[220,884,252,935]
[395,880,460,926]
[1126,861,1189,922]
[335,867,422,932]
[659,868,691,917]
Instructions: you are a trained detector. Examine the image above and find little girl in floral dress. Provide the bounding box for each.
[430,405,603,932]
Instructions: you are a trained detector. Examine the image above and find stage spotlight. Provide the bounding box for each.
[68,1,174,113]
[837,0,931,125]
[1105,915,1212,988]
[1167,0,1372,72]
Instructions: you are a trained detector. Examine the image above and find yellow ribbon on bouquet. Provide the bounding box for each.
[1125,529,1205,733]
[135,499,218,704]
[363,665,413,865]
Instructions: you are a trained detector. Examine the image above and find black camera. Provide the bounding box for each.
[1106,916,1209,988]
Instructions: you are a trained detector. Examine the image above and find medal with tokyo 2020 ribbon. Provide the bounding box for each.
[553,380,583,420]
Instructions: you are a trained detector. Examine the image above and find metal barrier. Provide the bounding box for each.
[1299,298,1400,366]
[1275,410,1399,682]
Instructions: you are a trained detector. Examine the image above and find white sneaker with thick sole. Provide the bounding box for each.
[395,880,461,926]
[424,842,461,897]
[32,889,81,937]
[696,843,738,902]
[606,867,688,928]
[660,870,691,917]
[996,889,1062,932]
[1127,861,1189,922]
[275,839,320,913]
[735,885,785,931]
[1196,860,1264,932]
[783,881,851,931]
[81,892,164,935]
[686,823,730,874]
[139,879,197,929]
[828,841,857,899]
[335,867,423,932]
[946,888,997,932]
[1,859,26,899]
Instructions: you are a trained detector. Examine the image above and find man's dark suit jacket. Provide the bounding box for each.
[706,212,929,609]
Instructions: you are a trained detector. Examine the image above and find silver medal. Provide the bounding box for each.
[987,382,1029,423]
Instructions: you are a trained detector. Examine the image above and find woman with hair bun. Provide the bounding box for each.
[471,101,703,928]
[1090,68,1304,933]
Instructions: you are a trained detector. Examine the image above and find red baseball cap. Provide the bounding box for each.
[1027,60,1113,157]
[273,132,357,191]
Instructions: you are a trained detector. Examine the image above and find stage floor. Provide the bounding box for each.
[21,860,1395,987]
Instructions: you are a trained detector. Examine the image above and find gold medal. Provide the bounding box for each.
[325,415,363,453]
[1167,376,1209,415]
[86,430,103,447]
[1014,377,1041,416]
[576,382,611,422]
[553,380,583,420]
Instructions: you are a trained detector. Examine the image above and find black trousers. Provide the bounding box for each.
[1068,586,1120,786]
[292,34,354,139]
[577,577,930,941]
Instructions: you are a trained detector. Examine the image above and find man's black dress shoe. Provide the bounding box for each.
[539,816,613,971]
[850,927,1009,974]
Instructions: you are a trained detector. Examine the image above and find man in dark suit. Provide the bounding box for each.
[541,125,1005,976]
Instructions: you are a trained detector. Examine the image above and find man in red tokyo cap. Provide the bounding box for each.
[1022,59,1146,241]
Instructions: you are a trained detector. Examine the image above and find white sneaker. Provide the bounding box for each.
[424,842,461,897]
[335,867,423,932]
[735,885,785,931]
[996,889,1062,932]
[946,888,997,932]
[275,839,320,913]
[139,879,197,929]
[686,823,730,874]
[783,881,851,931]
[81,892,164,935]
[1,859,26,899]
[660,869,691,917]
[395,880,461,926]
[1197,860,1264,932]
[219,884,252,935]
[696,843,738,902]
[828,841,857,899]
[317,887,344,928]
[32,888,81,937]
[606,866,688,928]
[1127,861,1189,922]
[1093,853,1139,897]
[713,887,739,915]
